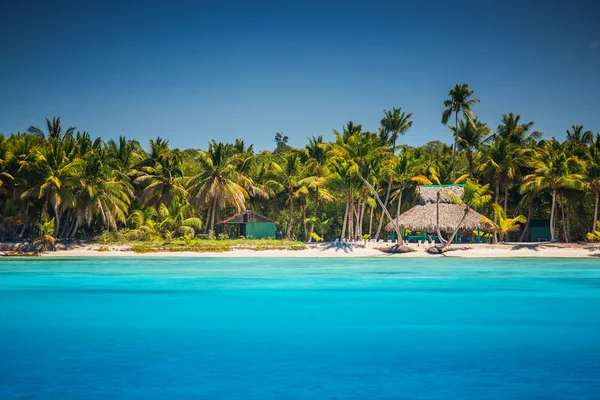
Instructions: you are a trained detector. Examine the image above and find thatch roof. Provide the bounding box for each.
[386,203,491,233]
[417,185,464,204]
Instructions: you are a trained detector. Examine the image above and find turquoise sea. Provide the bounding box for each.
[1,257,600,399]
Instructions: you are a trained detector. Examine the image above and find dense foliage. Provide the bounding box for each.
[1,85,598,244]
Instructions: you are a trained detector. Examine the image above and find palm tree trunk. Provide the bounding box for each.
[519,200,533,242]
[308,187,319,243]
[53,205,60,238]
[441,206,470,250]
[593,189,599,233]
[341,201,349,240]
[503,183,509,217]
[436,192,449,245]
[550,188,557,242]
[452,110,458,182]
[69,215,83,239]
[493,178,500,243]
[302,197,307,241]
[467,150,473,178]
[286,192,293,240]
[359,175,401,240]
[368,183,378,238]
[560,192,568,243]
[19,201,29,238]
[375,177,393,240]
[348,200,354,241]
[360,197,367,239]
[396,186,403,219]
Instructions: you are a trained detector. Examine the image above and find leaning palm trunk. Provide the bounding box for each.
[519,201,533,242]
[69,214,83,239]
[368,183,378,237]
[435,192,449,246]
[359,176,401,241]
[440,206,470,250]
[374,177,393,240]
[550,188,557,241]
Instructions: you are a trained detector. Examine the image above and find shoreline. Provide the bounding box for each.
[28,242,600,258]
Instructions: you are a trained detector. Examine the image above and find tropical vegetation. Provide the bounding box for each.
[1,84,598,246]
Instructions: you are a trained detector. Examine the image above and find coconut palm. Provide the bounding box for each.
[264,152,303,240]
[187,141,248,232]
[436,179,492,250]
[496,113,542,146]
[134,151,187,210]
[379,108,413,155]
[585,133,600,233]
[566,125,593,157]
[27,117,76,141]
[521,140,587,241]
[479,138,524,237]
[302,136,333,241]
[483,204,527,242]
[453,118,492,177]
[442,84,480,181]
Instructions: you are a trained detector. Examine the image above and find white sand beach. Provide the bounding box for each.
[38,242,600,258]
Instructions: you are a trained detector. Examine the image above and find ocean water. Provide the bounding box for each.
[1,257,600,399]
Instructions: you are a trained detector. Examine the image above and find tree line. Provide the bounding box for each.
[1,83,599,244]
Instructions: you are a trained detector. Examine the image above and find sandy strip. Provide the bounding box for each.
[38,243,600,258]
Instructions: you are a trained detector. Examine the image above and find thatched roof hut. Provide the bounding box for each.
[386,185,490,233]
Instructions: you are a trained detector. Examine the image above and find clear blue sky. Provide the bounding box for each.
[1,0,599,151]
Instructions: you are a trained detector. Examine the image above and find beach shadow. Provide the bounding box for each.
[320,243,354,253]
[509,243,543,252]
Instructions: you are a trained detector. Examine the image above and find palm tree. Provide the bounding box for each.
[24,139,83,237]
[378,108,413,237]
[496,113,542,146]
[442,84,480,181]
[585,134,600,233]
[566,125,593,157]
[453,118,491,177]
[264,152,303,240]
[521,140,587,241]
[134,151,187,210]
[302,136,333,241]
[380,108,413,155]
[27,117,76,141]
[187,141,248,232]
[390,150,418,219]
[479,138,524,240]
[325,159,361,240]
[484,204,527,242]
[435,180,491,250]
[72,149,133,237]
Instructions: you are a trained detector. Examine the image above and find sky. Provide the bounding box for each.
[1,0,599,151]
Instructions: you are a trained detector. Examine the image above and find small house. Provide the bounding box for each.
[217,211,276,239]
